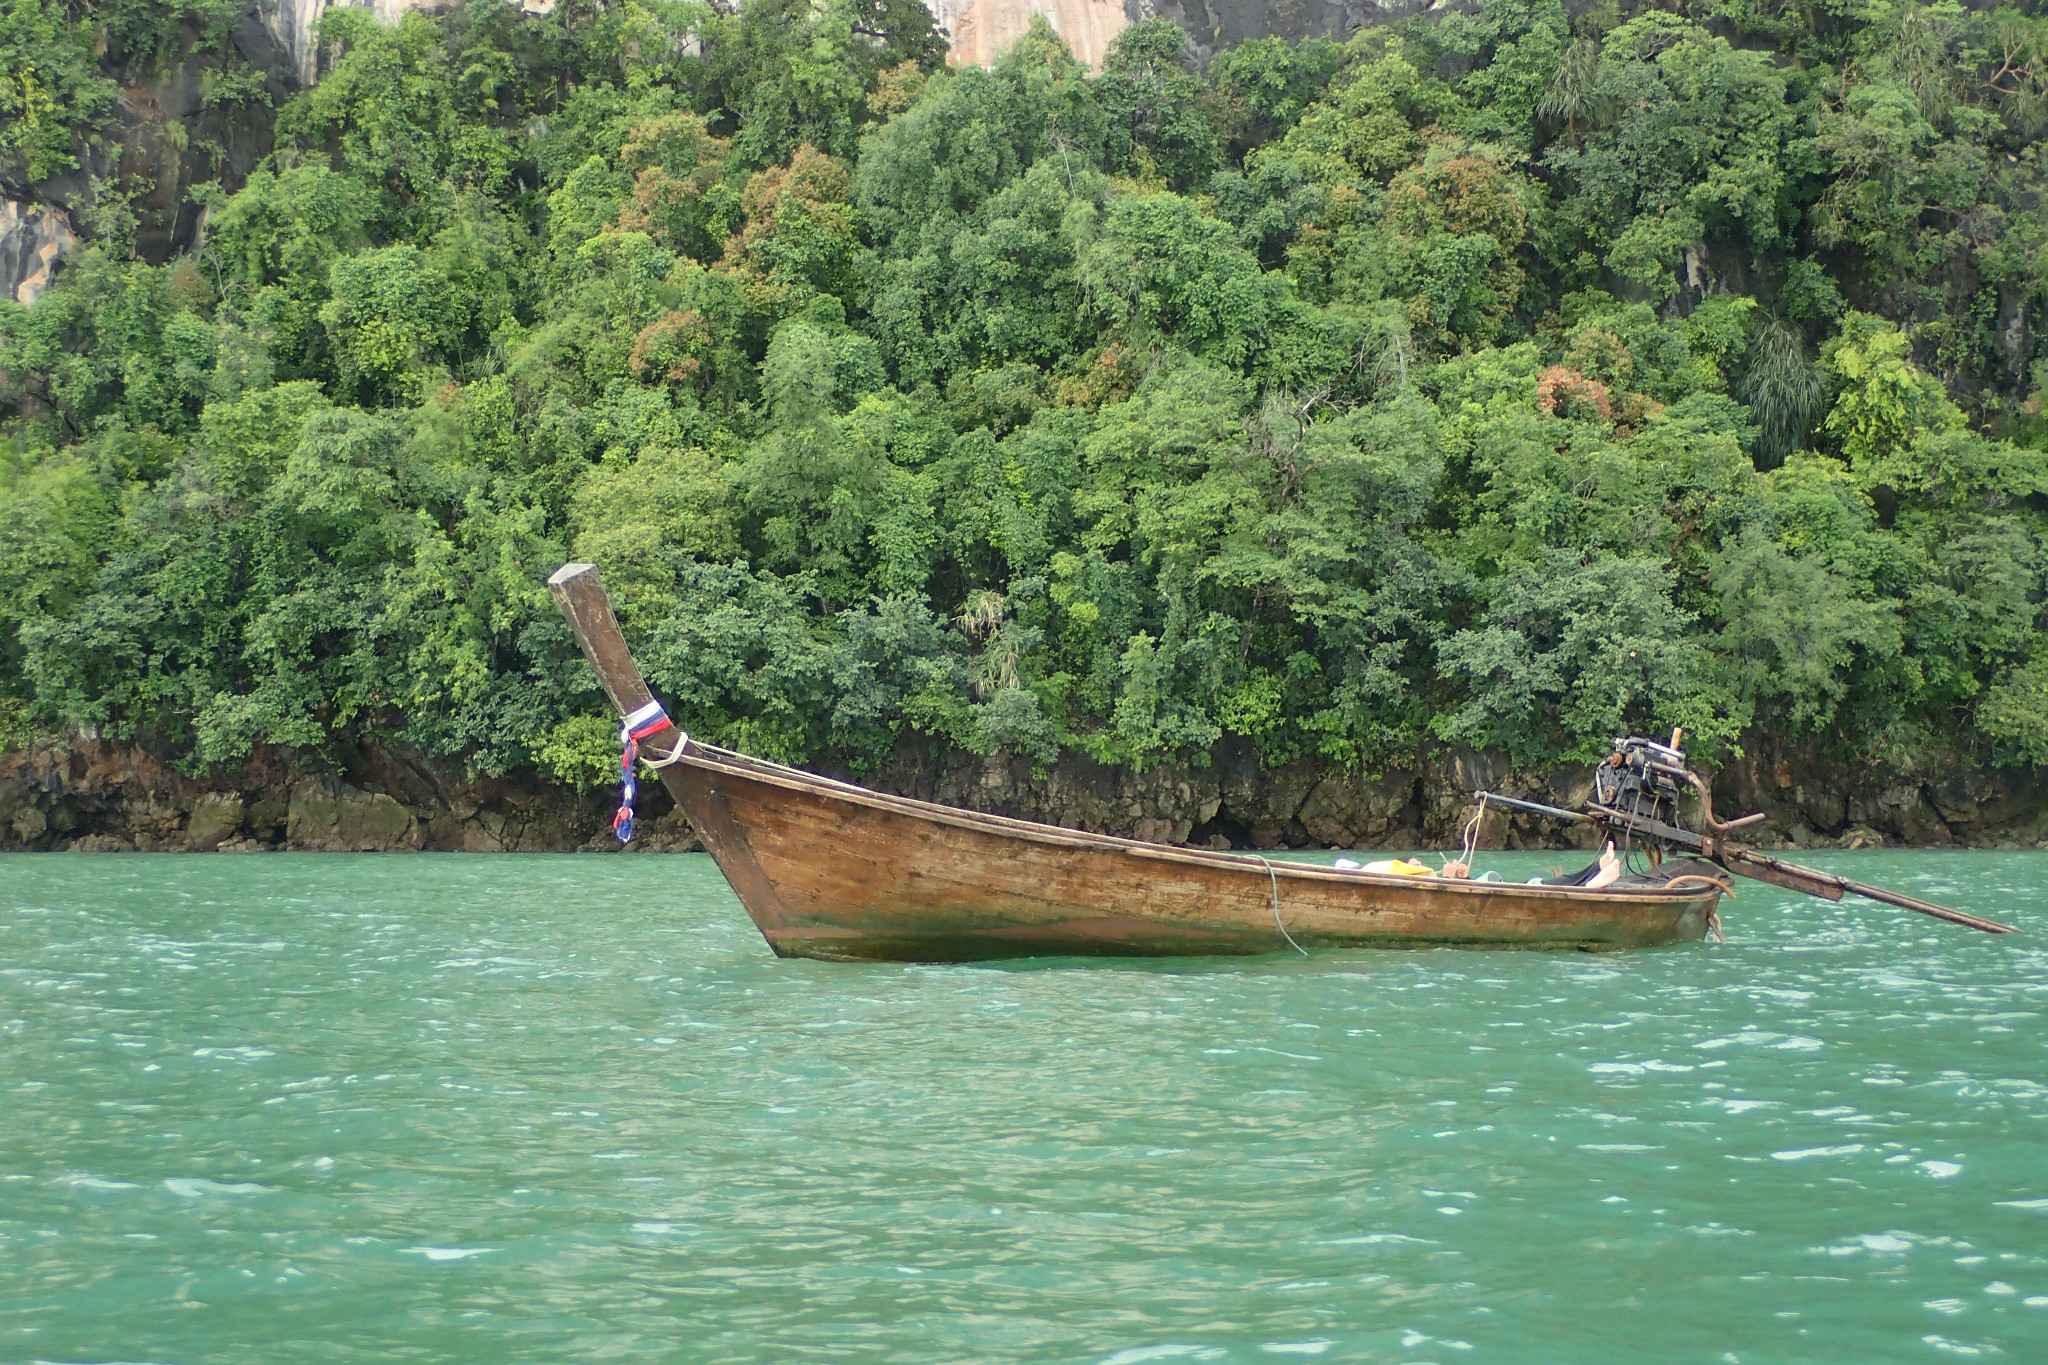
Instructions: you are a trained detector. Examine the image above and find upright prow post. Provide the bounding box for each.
[548,562,685,780]
[549,563,656,719]
[548,562,794,937]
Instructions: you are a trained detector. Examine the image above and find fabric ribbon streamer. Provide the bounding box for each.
[612,701,672,844]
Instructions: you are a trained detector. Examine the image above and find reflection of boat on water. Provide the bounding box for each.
[548,563,2011,963]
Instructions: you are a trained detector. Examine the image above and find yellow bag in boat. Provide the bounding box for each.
[1362,858,1434,877]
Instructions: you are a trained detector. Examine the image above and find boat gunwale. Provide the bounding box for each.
[664,738,1721,909]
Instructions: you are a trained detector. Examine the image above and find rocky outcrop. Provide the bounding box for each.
[10,31,293,278]
[241,0,330,85]
[184,793,246,850]
[0,733,697,854]
[2,728,2044,853]
[286,776,424,850]
[1710,740,2048,851]
[248,0,469,85]
[935,0,1133,67]
[0,199,76,305]
[860,735,2048,852]
[0,0,458,295]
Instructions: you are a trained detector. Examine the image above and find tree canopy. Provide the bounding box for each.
[4,0,2047,787]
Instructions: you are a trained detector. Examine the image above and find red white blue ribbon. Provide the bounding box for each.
[623,700,672,742]
[612,701,673,844]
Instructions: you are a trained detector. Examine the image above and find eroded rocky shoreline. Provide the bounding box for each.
[5,733,2043,855]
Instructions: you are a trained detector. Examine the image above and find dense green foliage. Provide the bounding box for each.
[5,0,2048,787]
[2,0,252,177]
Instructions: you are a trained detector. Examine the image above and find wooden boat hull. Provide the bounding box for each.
[546,561,1719,963]
[665,745,1719,961]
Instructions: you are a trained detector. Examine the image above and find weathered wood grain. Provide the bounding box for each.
[550,562,1718,962]
[672,744,1716,960]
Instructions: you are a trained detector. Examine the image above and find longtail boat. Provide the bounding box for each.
[549,564,2012,961]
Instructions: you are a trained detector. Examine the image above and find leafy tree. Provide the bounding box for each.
[1434,550,1739,764]
[1207,35,1346,160]
[2,0,2046,805]
[0,0,116,178]
[1738,315,1825,469]
[320,247,462,405]
[1537,36,1605,143]
[1095,19,1222,190]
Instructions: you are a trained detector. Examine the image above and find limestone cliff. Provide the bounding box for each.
[0,0,483,304]
[934,0,1133,68]
[250,0,348,85]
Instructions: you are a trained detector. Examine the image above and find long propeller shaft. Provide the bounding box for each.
[1472,790,2015,935]
[1725,849,2015,935]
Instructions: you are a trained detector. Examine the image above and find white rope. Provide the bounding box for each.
[1255,855,1308,956]
[1453,792,1488,874]
[640,731,691,769]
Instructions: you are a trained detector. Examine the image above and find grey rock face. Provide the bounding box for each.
[285,776,424,850]
[250,0,332,85]
[185,794,247,850]
[0,735,629,853]
[0,199,76,305]
[246,0,458,85]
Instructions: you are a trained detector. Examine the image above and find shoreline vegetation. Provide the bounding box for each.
[5,0,2048,852]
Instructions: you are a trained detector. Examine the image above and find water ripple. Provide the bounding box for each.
[2,849,2045,1363]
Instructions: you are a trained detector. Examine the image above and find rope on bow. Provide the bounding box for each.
[642,730,691,768]
[612,700,674,845]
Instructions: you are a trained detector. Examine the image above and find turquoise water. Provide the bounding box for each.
[3,851,2046,1364]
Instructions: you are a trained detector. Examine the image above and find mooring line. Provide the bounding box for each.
[1255,855,1308,956]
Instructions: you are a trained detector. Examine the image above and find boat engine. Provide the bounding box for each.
[1591,733,1692,833]
[1469,730,2013,933]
